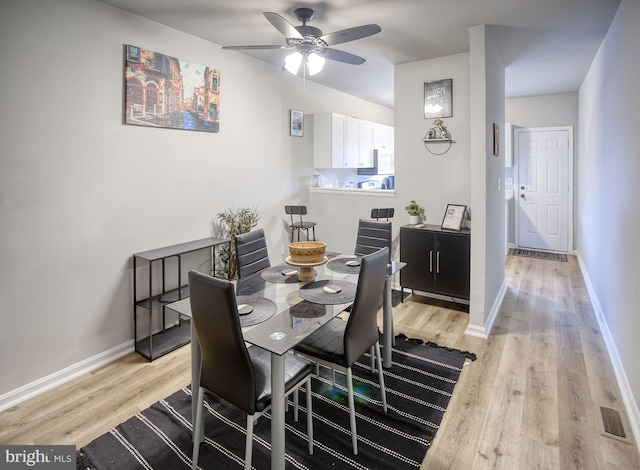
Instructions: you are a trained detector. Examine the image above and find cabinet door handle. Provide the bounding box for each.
[429,250,433,273]
[436,251,440,274]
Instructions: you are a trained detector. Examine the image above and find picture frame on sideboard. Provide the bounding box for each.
[441,204,467,231]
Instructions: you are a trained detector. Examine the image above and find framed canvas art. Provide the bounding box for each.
[424,79,453,118]
[124,45,220,133]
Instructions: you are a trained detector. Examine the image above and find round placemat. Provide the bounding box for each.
[235,295,277,326]
[298,279,357,305]
[326,257,362,274]
[260,264,300,283]
[289,300,328,318]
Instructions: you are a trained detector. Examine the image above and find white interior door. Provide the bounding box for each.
[516,127,572,252]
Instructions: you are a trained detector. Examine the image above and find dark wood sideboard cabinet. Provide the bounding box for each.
[400,224,470,300]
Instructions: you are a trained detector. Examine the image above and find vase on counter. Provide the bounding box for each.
[409,215,421,225]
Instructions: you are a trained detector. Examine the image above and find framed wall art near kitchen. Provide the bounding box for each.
[493,123,500,156]
[424,79,452,119]
[441,204,467,231]
[124,45,220,133]
[290,109,304,136]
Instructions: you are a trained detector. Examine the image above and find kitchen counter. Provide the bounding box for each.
[309,187,395,197]
[308,188,396,254]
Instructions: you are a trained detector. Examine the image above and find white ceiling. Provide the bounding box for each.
[97,0,620,109]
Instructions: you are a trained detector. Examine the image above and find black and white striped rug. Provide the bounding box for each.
[77,337,475,469]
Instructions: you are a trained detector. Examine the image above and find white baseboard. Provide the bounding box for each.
[0,340,134,413]
[464,279,507,339]
[576,250,640,450]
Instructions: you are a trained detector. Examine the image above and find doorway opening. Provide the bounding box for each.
[514,126,573,253]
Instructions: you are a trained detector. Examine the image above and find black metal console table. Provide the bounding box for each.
[132,237,229,361]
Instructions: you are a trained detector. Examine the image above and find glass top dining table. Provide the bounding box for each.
[166,253,405,470]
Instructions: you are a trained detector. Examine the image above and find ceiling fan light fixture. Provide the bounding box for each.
[284,51,302,74]
[225,10,380,77]
[306,52,325,76]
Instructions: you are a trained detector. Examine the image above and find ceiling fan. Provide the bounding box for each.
[222,7,381,76]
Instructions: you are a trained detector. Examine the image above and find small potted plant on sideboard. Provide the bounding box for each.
[405,200,425,225]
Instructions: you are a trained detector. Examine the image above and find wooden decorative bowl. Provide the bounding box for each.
[289,241,327,264]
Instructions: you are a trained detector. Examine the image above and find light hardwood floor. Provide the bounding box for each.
[1,254,639,469]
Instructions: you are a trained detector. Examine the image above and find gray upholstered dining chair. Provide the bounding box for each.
[370,207,395,221]
[354,219,392,262]
[188,270,314,470]
[354,218,393,362]
[285,205,317,242]
[293,247,388,455]
[235,228,271,279]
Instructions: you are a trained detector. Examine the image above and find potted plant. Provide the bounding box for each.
[405,200,425,225]
[214,206,259,279]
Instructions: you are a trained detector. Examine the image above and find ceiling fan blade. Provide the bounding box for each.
[319,24,381,46]
[322,48,366,65]
[263,12,304,39]
[222,45,286,50]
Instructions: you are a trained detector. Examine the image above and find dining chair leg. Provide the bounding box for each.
[244,415,254,470]
[375,342,387,413]
[306,377,314,455]
[294,387,299,422]
[192,387,205,470]
[346,367,358,455]
[370,346,375,372]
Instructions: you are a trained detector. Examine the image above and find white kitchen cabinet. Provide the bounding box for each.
[314,113,346,168]
[373,122,394,151]
[356,118,374,168]
[314,113,376,169]
[313,113,393,168]
[345,116,359,167]
[331,114,347,167]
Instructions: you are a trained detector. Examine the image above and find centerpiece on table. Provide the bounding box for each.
[287,241,327,281]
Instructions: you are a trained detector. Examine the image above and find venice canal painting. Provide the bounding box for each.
[124,45,220,133]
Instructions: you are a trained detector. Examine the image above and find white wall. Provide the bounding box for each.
[308,53,471,286]
[577,0,640,440]
[0,0,391,404]
[506,93,578,128]
[312,47,505,337]
[505,93,579,246]
[394,53,471,226]
[467,25,506,337]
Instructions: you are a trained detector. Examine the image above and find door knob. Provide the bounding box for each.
[520,194,525,198]
[520,185,525,190]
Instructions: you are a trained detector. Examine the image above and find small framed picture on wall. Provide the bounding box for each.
[290,109,304,137]
[493,123,500,156]
[424,79,453,118]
